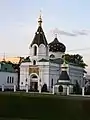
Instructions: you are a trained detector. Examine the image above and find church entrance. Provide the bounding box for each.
[30,74,38,91]
[30,82,38,91]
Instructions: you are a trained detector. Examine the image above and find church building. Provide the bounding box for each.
[19,14,85,93]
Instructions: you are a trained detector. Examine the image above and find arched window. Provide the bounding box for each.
[59,85,63,92]
[26,78,27,82]
[50,54,55,58]
[7,76,9,83]
[10,77,11,83]
[33,60,36,65]
[34,46,37,56]
[51,79,53,88]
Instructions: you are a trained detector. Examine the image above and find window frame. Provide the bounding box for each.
[34,46,37,56]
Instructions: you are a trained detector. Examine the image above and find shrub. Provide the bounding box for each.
[41,84,47,92]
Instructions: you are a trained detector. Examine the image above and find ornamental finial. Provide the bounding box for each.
[38,10,42,26]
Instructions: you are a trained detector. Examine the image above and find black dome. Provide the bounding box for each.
[30,26,48,47]
[49,37,66,52]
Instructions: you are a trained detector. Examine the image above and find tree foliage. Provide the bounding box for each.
[62,54,87,68]
[41,84,47,92]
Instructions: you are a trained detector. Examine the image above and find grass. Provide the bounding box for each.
[0,92,90,120]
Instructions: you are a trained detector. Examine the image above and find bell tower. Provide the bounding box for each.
[29,13,49,65]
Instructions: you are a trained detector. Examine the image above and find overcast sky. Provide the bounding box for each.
[0,0,90,73]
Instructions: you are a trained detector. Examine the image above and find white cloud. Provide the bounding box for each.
[49,28,90,37]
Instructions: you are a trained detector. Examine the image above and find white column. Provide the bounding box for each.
[39,79,41,93]
[52,86,55,94]
[67,86,69,95]
[39,84,41,93]
[2,84,4,92]
[14,85,16,92]
[82,87,84,96]
[40,67,43,85]
[26,84,28,93]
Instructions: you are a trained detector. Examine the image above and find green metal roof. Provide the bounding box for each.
[38,58,66,64]
[49,58,63,64]
[0,61,16,73]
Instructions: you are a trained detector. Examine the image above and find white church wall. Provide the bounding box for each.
[54,85,67,94]
[43,67,49,88]
[30,44,38,59]
[38,62,49,66]
[46,46,49,57]
[0,72,18,89]
[67,64,84,87]
[20,62,30,90]
[38,44,47,59]
[30,44,49,61]
[49,63,60,90]
[39,64,49,90]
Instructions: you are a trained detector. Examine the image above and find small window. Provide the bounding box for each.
[12,77,14,83]
[7,76,9,83]
[33,60,36,65]
[26,78,27,82]
[5,68,7,71]
[34,46,37,56]
[10,77,11,83]
[50,54,55,58]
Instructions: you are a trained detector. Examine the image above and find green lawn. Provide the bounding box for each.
[0,92,89,120]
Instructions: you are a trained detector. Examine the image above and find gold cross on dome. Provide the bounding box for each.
[38,10,42,26]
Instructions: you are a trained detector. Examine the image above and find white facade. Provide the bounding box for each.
[20,57,85,91]
[54,85,73,94]
[67,64,84,87]
[19,15,85,92]
[20,60,60,91]
[30,44,49,61]
[0,72,18,89]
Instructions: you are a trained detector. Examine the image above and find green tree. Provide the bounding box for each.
[62,54,87,68]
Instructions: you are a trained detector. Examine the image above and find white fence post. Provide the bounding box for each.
[52,86,55,94]
[2,84,4,92]
[67,86,69,95]
[14,85,16,92]
[39,84,41,93]
[82,87,84,96]
[26,84,28,93]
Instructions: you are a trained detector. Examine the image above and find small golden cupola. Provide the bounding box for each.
[38,11,42,27]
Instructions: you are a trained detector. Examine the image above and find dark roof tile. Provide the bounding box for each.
[58,71,70,81]
[30,26,48,47]
[49,37,66,52]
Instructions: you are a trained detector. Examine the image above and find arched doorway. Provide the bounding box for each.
[30,73,39,91]
[58,85,63,92]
